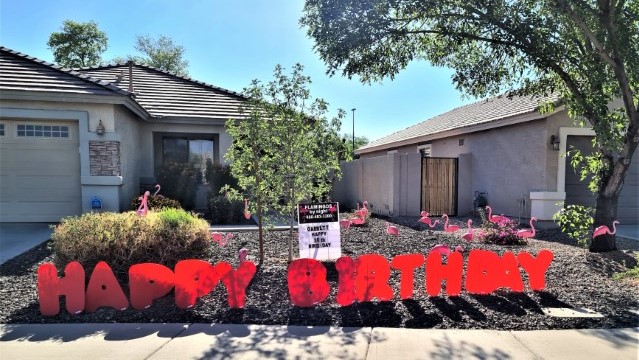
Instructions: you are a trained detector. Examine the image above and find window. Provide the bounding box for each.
[162,137,214,183]
[459,138,465,146]
[0,123,4,136]
[17,124,69,138]
[417,144,431,157]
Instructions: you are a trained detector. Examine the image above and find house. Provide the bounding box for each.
[0,46,246,222]
[335,93,637,224]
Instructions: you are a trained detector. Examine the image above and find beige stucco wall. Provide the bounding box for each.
[0,99,115,134]
[114,106,141,210]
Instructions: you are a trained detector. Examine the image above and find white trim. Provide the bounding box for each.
[81,176,123,186]
[556,127,595,192]
[529,191,566,220]
[416,144,432,156]
[387,150,398,155]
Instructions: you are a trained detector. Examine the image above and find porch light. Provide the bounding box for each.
[96,120,105,136]
[551,135,560,151]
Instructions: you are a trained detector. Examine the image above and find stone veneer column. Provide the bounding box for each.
[89,141,121,176]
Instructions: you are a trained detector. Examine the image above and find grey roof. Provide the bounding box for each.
[78,64,247,119]
[0,47,131,96]
[358,93,561,153]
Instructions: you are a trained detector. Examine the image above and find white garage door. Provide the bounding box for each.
[0,119,81,222]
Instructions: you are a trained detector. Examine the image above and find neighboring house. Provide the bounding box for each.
[337,93,637,224]
[0,46,246,222]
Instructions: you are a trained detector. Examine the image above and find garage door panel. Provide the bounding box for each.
[0,119,81,222]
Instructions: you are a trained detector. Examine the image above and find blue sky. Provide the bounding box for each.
[0,0,477,142]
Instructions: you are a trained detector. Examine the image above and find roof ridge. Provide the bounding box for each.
[0,46,133,97]
[77,62,246,100]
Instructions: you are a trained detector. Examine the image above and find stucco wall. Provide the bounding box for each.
[545,111,579,190]
[114,106,141,210]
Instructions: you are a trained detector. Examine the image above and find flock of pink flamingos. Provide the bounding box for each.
[136,188,620,260]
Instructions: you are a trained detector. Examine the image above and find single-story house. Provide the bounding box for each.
[335,93,637,224]
[0,46,246,222]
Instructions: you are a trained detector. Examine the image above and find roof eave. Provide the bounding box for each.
[356,107,564,155]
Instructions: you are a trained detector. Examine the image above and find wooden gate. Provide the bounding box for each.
[421,157,458,216]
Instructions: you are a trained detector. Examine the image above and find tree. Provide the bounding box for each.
[132,35,189,76]
[47,20,108,68]
[224,64,343,263]
[301,0,638,252]
[341,134,369,160]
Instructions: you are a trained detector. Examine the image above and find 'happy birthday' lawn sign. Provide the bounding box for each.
[36,249,553,316]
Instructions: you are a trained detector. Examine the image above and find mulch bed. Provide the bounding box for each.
[1,215,638,330]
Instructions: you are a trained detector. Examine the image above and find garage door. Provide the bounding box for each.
[0,119,81,222]
[565,135,638,224]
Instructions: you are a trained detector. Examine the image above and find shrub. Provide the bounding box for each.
[130,194,182,211]
[157,161,198,209]
[477,209,527,245]
[208,195,244,224]
[205,161,238,195]
[552,204,594,248]
[51,209,211,280]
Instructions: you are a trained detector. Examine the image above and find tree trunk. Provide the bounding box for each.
[590,192,619,252]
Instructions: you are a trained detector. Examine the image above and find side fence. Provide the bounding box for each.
[333,153,422,217]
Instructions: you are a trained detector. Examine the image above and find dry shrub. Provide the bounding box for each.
[51,208,211,280]
[130,194,182,211]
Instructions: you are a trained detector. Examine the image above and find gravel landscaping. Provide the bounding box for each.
[1,215,638,330]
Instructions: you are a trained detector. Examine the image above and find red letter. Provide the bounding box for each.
[129,263,175,310]
[391,254,425,299]
[219,261,257,308]
[426,251,463,296]
[174,260,224,309]
[287,259,330,307]
[85,262,129,312]
[37,262,85,316]
[517,250,553,291]
[355,254,393,302]
[336,256,357,306]
[465,250,501,294]
[500,252,524,292]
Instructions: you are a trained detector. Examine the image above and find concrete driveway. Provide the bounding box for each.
[0,223,54,265]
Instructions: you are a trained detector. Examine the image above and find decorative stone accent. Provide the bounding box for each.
[89,141,121,176]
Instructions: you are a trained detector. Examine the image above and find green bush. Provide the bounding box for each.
[157,161,198,210]
[553,204,594,248]
[51,209,211,280]
[205,161,238,195]
[208,195,244,224]
[130,194,182,211]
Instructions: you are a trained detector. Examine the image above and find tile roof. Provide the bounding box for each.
[358,92,561,153]
[77,63,248,119]
[0,47,131,96]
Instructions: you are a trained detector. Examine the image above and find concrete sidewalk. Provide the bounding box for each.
[1,324,637,360]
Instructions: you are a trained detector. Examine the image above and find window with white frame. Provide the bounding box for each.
[417,144,431,157]
[16,124,69,138]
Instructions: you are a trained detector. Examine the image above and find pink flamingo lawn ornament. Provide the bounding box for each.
[454,245,465,253]
[516,217,537,239]
[153,184,164,198]
[385,222,399,237]
[329,204,338,213]
[136,191,150,216]
[418,211,440,228]
[462,219,474,241]
[243,199,251,220]
[486,206,508,224]
[340,218,351,231]
[350,214,366,226]
[592,220,619,239]
[442,214,461,232]
[239,248,249,262]
[211,232,234,247]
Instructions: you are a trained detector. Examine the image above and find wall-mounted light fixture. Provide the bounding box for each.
[96,120,105,136]
[550,134,560,151]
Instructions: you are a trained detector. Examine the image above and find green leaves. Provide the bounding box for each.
[47,20,108,68]
[553,204,594,248]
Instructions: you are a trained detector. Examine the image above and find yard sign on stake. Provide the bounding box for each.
[297,202,341,261]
